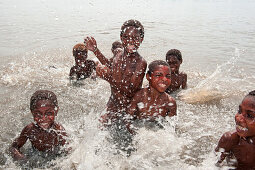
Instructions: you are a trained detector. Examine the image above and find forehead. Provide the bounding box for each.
[167,55,179,61]
[122,26,140,35]
[152,65,170,73]
[34,99,55,109]
[241,96,255,110]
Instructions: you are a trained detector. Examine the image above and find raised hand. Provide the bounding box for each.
[84,36,97,52]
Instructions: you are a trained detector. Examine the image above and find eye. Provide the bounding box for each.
[166,74,171,79]
[247,113,254,119]
[34,113,42,118]
[238,106,241,114]
[46,112,54,116]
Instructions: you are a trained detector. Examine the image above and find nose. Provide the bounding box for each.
[235,113,245,123]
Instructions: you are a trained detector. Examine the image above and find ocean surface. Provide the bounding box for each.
[0,0,255,169]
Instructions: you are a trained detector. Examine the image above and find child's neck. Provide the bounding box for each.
[124,50,138,58]
[148,86,163,101]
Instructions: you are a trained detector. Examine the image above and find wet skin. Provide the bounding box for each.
[128,65,177,121]
[9,100,67,161]
[84,26,147,123]
[70,50,96,80]
[166,55,187,94]
[215,96,255,169]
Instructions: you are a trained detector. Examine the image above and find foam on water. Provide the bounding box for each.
[0,47,253,169]
[179,48,254,104]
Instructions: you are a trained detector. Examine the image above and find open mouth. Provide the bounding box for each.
[158,83,167,88]
[126,45,137,53]
[236,125,248,132]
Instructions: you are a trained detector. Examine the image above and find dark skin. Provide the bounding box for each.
[128,65,177,121]
[166,55,187,94]
[69,49,96,80]
[84,26,147,123]
[215,95,255,169]
[9,100,68,161]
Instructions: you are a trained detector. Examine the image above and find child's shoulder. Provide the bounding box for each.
[217,130,239,151]
[20,123,36,134]
[164,92,176,102]
[52,122,66,131]
[179,72,187,78]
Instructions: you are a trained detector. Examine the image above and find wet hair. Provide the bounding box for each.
[147,60,170,75]
[73,43,87,57]
[120,19,144,39]
[30,90,58,111]
[166,49,182,63]
[248,90,255,96]
[111,41,123,51]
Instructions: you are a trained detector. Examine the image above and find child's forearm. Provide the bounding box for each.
[9,147,25,160]
[93,48,111,68]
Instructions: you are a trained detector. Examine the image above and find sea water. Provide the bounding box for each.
[0,0,255,169]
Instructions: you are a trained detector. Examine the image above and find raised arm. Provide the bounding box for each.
[181,73,187,89]
[129,59,147,96]
[9,125,30,160]
[84,37,111,68]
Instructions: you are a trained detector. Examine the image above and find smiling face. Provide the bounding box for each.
[147,65,171,93]
[166,55,181,73]
[120,26,143,54]
[32,100,58,130]
[74,50,88,67]
[235,95,255,138]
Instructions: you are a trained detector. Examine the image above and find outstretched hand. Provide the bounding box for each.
[84,36,97,52]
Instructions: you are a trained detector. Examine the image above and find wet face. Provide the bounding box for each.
[121,26,142,54]
[147,65,171,93]
[166,55,181,73]
[235,96,255,138]
[32,100,58,130]
[74,50,87,67]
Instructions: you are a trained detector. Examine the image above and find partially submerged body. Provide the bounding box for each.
[84,20,147,125]
[215,91,255,169]
[165,49,187,94]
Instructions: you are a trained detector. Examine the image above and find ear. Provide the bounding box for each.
[140,37,144,43]
[146,73,151,81]
[54,106,59,116]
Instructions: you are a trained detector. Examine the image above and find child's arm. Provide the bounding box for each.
[128,59,147,97]
[54,123,71,154]
[9,125,31,160]
[215,131,239,165]
[127,93,141,119]
[181,73,187,89]
[84,37,111,68]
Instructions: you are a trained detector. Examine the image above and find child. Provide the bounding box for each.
[215,90,255,169]
[84,19,147,125]
[128,60,177,122]
[69,43,96,81]
[9,90,68,162]
[111,41,123,57]
[165,49,187,94]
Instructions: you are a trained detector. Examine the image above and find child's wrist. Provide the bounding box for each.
[93,47,98,53]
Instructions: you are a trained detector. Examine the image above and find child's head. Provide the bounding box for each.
[120,19,144,54]
[111,41,123,55]
[166,49,182,73]
[235,90,255,138]
[30,90,59,129]
[73,43,88,67]
[146,60,171,93]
